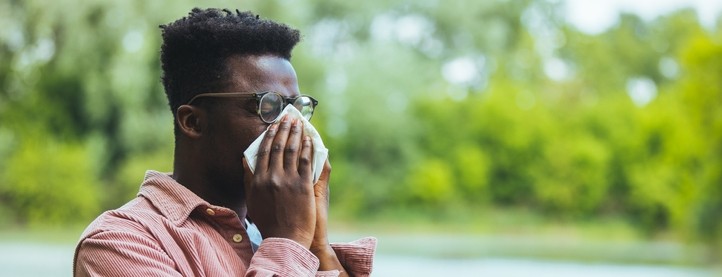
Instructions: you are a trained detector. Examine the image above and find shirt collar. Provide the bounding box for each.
[137,170,209,225]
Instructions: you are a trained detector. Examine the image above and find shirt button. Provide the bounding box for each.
[232,234,243,243]
[205,208,215,216]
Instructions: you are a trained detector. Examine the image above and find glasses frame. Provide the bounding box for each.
[186,91,318,123]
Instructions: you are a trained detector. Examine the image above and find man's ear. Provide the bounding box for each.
[176,105,205,139]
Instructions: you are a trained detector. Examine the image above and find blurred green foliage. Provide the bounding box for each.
[0,0,720,254]
[0,138,99,226]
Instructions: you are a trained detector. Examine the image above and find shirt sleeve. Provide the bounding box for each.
[74,231,182,277]
[246,238,320,276]
[248,237,376,277]
[330,237,377,277]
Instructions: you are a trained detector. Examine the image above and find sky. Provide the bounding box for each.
[565,0,722,34]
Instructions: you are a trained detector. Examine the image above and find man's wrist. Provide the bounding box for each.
[310,243,334,258]
[311,243,345,272]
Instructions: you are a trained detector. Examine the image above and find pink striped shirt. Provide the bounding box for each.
[73,170,376,276]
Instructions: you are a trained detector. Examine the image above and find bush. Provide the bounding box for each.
[0,138,101,226]
[451,144,491,203]
[405,158,456,207]
[109,147,173,209]
[531,133,610,216]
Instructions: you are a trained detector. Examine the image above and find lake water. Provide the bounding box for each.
[0,242,718,277]
[373,254,718,277]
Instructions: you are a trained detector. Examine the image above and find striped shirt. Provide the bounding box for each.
[73,170,376,276]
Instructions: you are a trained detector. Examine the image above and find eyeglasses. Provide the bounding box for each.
[186,91,318,123]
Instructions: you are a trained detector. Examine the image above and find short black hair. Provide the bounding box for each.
[159,8,300,133]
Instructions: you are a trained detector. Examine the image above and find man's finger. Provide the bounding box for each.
[317,159,331,184]
[270,115,292,172]
[255,122,279,174]
[314,159,331,198]
[283,119,303,171]
[298,135,313,180]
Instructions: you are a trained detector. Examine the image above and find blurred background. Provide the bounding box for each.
[1,0,721,276]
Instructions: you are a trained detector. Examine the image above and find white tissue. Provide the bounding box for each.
[244,104,328,182]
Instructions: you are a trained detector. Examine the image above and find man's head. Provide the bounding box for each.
[159,8,301,136]
[159,8,305,201]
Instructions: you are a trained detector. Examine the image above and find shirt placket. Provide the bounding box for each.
[202,206,255,260]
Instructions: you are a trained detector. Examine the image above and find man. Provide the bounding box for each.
[74,8,376,276]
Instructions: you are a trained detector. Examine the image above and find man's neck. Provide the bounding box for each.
[172,158,247,220]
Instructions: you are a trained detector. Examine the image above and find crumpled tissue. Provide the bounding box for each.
[243,104,328,182]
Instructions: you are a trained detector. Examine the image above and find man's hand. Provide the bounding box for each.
[243,115,316,248]
[310,160,349,276]
[310,160,332,253]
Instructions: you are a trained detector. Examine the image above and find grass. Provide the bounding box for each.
[330,206,644,241]
[0,225,86,244]
[327,207,716,266]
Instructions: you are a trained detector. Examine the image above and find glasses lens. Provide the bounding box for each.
[293,96,315,120]
[259,93,283,122]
